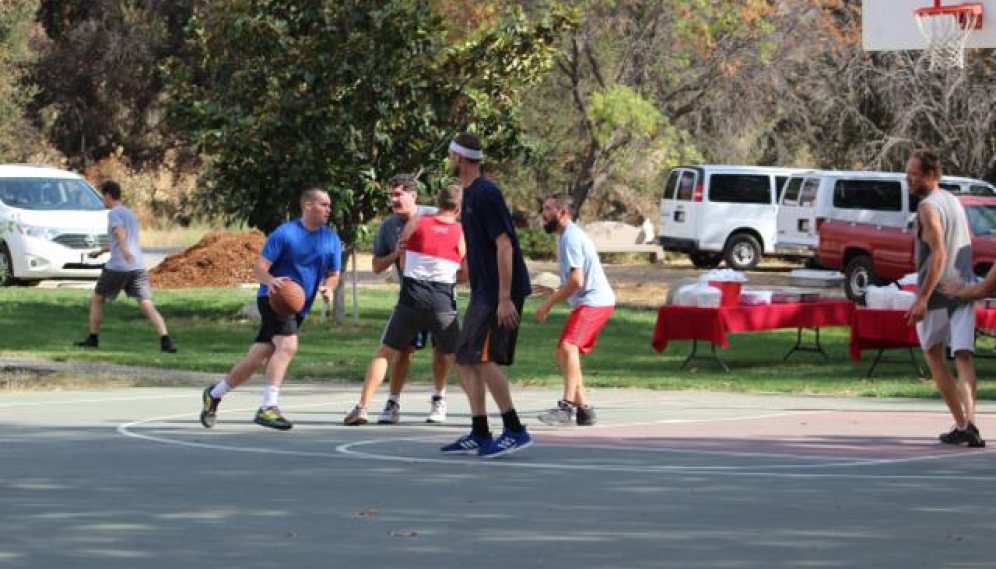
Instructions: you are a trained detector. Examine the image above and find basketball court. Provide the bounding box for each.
[3,384,995,568]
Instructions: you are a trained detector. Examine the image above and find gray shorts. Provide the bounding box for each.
[95,269,153,301]
[916,303,976,353]
[381,303,460,354]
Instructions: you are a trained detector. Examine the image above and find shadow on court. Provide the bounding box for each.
[1,386,994,569]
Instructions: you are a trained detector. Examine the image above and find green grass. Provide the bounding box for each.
[3,285,995,399]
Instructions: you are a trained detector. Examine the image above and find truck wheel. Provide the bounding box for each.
[723,234,761,271]
[0,244,13,287]
[689,252,722,269]
[844,255,877,302]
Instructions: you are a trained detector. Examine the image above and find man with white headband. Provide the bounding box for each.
[440,132,534,458]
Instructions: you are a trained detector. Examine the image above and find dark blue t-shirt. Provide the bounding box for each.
[461,177,531,306]
[258,219,343,315]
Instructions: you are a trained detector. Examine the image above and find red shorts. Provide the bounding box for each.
[559,304,614,355]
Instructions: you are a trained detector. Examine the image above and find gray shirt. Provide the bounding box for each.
[915,189,972,310]
[373,206,438,274]
[558,222,615,307]
[105,204,145,271]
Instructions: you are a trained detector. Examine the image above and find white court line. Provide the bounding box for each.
[117,407,996,479]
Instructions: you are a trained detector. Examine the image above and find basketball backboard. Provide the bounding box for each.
[863,0,996,51]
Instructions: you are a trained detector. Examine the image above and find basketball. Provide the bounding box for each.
[268,280,306,316]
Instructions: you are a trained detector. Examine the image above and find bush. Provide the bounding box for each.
[517,227,557,261]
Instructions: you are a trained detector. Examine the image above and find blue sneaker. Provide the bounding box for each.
[478,427,533,459]
[440,432,492,454]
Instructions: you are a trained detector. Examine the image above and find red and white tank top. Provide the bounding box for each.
[401,216,463,310]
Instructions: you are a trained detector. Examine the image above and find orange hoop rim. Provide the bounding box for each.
[914,2,984,29]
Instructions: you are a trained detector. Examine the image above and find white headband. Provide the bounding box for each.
[449,140,483,160]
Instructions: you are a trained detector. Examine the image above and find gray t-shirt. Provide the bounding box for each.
[105,204,145,271]
[915,189,972,310]
[372,206,438,274]
[558,222,615,307]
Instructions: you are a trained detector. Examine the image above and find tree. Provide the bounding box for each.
[164,0,574,320]
[0,0,42,161]
[31,0,196,169]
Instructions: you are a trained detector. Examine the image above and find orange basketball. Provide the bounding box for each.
[268,280,306,317]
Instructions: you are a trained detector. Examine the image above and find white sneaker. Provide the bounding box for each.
[426,396,447,423]
[377,400,400,424]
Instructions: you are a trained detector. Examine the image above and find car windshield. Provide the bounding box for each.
[966,204,996,236]
[0,177,104,211]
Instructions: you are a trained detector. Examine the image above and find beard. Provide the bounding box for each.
[543,217,559,234]
[450,163,461,178]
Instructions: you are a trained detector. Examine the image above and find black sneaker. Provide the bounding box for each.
[74,335,98,349]
[576,405,597,426]
[965,422,987,448]
[161,336,177,353]
[940,424,985,447]
[200,386,221,428]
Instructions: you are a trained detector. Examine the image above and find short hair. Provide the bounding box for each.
[100,180,122,200]
[453,132,482,164]
[300,187,327,208]
[546,193,575,216]
[436,184,462,211]
[912,148,943,179]
[388,173,418,194]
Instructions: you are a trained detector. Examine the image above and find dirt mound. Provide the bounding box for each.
[150,231,266,289]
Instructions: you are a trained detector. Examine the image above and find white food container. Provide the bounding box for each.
[789,269,845,288]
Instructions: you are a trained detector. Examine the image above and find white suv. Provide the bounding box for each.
[0,165,109,286]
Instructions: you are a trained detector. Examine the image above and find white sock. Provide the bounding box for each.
[261,385,280,409]
[388,394,401,405]
[210,380,231,399]
[432,389,446,400]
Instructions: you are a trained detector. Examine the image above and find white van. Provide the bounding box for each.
[0,165,109,286]
[658,165,802,270]
[775,170,995,258]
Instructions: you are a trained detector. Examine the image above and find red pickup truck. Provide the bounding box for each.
[817,195,996,300]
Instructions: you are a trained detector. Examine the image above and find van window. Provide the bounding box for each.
[708,174,771,204]
[676,171,696,201]
[781,178,803,204]
[939,183,961,193]
[0,178,104,211]
[799,178,819,205]
[663,170,679,200]
[971,184,995,195]
[832,179,902,212]
[775,176,789,201]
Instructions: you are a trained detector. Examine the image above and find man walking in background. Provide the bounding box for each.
[533,194,615,427]
[74,180,177,353]
[440,132,533,458]
[904,149,984,447]
[199,188,341,431]
[356,173,452,424]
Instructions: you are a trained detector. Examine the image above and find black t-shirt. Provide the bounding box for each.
[460,177,531,306]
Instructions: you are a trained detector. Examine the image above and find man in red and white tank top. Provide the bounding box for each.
[343,185,466,425]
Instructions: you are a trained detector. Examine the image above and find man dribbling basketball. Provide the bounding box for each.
[199,188,342,430]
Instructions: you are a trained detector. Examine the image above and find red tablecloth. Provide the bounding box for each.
[849,306,996,360]
[652,300,855,352]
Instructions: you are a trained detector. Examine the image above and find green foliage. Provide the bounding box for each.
[587,85,662,147]
[516,227,557,261]
[0,0,39,161]
[164,0,576,243]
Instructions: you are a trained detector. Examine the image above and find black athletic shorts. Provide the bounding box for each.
[253,296,304,344]
[455,299,524,366]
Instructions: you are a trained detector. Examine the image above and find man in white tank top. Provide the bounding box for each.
[905,149,984,448]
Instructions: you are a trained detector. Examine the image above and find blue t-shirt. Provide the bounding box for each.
[105,205,145,271]
[257,219,342,315]
[559,222,615,308]
[461,177,531,306]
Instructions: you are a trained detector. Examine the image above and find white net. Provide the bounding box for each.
[915,8,981,70]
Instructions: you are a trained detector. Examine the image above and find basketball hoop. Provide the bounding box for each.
[914,1,984,70]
